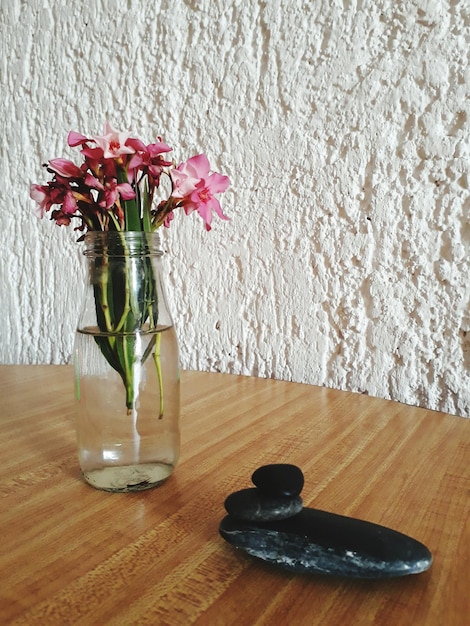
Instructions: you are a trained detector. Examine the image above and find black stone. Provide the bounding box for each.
[224,488,303,522]
[219,508,432,579]
[252,464,304,497]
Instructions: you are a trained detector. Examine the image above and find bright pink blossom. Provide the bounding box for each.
[170,154,230,230]
[51,208,72,226]
[117,183,136,200]
[30,184,49,218]
[163,211,174,228]
[84,173,105,190]
[100,180,136,210]
[126,137,149,153]
[93,121,135,159]
[128,141,173,187]
[81,145,105,161]
[30,180,78,217]
[48,158,83,178]
[170,154,208,198]
[67,131,90,147]
[62,190,78,214]
[31,124,230,235]
[148,142,172,158]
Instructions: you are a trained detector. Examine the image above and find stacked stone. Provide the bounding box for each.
[219,464,432,579]
[224,464,304,522]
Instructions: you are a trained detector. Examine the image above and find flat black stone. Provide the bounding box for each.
[252,464,304,497]
[224,488,303,522]
[219,508,432,579]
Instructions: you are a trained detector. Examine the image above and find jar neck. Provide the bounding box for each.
[83,231,163,258]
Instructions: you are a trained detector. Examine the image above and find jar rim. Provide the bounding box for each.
[83,231,163,257]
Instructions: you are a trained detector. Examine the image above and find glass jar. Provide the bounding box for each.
[74,231,180,492]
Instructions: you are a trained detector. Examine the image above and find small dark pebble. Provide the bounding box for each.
[252,464,304,497]
[224,488,303,522]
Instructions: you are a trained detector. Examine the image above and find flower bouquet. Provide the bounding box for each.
[31,122,230,412]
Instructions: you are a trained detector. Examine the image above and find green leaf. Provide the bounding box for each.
[141,177,152,233]
[117,166,141,231]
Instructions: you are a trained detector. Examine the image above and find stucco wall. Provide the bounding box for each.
[1,0,469,416]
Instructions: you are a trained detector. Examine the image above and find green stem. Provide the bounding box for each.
[91,179,162,412]
[96,247,113,332]
[117,335,135,413]
[154,332,164,419]
[93,232,136,411]
[117,231,137,411]
[117,167,141,231]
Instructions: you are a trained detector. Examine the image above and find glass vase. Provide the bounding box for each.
[73,231,180,492]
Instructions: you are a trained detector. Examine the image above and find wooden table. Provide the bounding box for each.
[1,366,468,625]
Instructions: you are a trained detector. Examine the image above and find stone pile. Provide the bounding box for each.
[219,463,432,579]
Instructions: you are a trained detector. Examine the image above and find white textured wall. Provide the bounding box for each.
[0,0,469,416]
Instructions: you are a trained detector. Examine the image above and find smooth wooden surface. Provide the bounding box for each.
[1,365,468,625]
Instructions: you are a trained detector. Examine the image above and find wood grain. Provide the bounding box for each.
[1,365,468,625]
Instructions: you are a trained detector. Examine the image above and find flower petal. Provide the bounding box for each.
[206,172,231,195]
[184,154,210,178]
[81,146,104,160]
[126,137,147,152]
[49,158,82,178]
[62,191,78,214]
[93,121,136,159]
[147,142,172,157]
[117,183,136,200]
[67,131,90,147]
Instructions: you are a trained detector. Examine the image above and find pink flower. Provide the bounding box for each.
[127,141,173,187]
[48,158,83,178]
[100,180,136,210]
[51,208,72,226]
[170,154,207,198]
[32,123,230,235]
[67,131,90,147]
[163,211,174,228]
[170,154,230,230]
[80,145,105,162]
[30,184,49,218]
[93,121,135,160]
[147,142,173,159]
[62,190,78,214]
[30,181,77,218]
[84,173,105,191]
[116,183,136,200]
